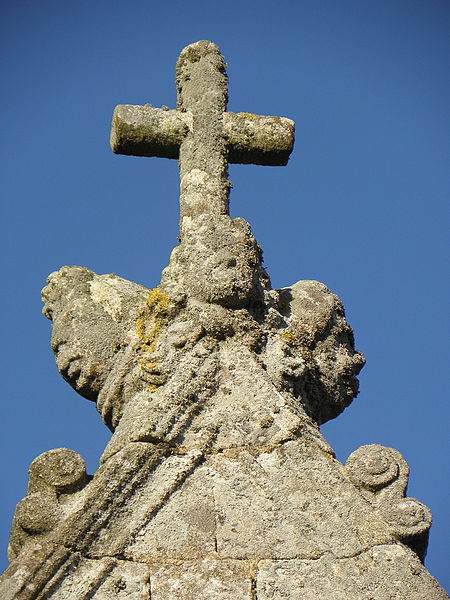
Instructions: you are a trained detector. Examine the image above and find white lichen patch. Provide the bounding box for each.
[89,277,124,321]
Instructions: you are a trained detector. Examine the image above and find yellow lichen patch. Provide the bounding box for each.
[236,112,257,120]
[135,287,169,394]
[136,287,169,351]
[281,320,316,348]
[147,384,160,394]
[280,330,300,347]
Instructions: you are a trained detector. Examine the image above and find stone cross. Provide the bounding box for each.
[110,40,295,233]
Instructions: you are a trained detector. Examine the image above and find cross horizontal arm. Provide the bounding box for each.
[110,105,190,159]
[111,105,295,166]
[225,112,294,166]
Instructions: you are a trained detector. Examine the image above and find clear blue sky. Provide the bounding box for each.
[1,0,448,589]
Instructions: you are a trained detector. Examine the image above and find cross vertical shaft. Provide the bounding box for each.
[176,41,230,223]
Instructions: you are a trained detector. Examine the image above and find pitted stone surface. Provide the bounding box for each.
[1,40,446,600]
[14,493,62,535]
[256,545,448,600]
[149,559,254,600]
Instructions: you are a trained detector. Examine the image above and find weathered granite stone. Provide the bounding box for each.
[1,40,447,599]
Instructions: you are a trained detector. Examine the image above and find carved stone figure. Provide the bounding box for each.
[1,41,447,600]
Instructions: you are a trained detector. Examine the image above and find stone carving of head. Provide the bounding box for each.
[276,280,365,424]
[41,266,148,405]
[161,215,271,308]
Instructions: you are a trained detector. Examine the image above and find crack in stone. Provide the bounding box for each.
[113,434,318,460]
[73,542,402,566]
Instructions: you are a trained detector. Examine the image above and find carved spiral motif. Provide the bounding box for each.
[30,448,87,493]
[345,444,398,490]
[383,498,432,538]
[15,492,62,534]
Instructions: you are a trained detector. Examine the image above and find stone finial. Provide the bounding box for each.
[345,444,432,560]
[8,449,88,561]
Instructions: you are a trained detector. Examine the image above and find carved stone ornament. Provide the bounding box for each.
[1,41,447,600]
